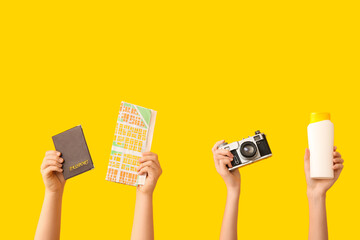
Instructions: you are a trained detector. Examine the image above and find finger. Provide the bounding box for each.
[44,156,64,163]
[215,149,233,158]
[139,155,159,163]
[138,166,150,176]
[333,146,337,151]
[140,153,159,162]
[140,164,162,177]
[333,151,341,158]
[219,158,233,168]
[214,155,233,166]
[333,163,344,170]
[44,154,61,161]
[214,154,233,164]
[141,152,157,157]
[45,151,61,156]
[217,156,233,162]
[333,158,344,164]
[139,156,160,168]
[41,160,63,169]
[219,160,230,171]
[43,166,63,176]
[212,140,225,153]
[138,161,157,172]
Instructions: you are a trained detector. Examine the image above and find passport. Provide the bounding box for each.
[52,125,94,180]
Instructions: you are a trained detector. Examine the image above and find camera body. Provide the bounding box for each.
[218,130,272,170]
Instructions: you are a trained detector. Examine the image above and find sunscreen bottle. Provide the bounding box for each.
[307,112,334,179]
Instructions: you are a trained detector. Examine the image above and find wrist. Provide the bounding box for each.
[45,189,64,199]
[226,186,240,197]
[307,188,326,200]
[225,179,240,191]
[136,190,153,199]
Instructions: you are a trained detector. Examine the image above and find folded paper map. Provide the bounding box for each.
[106,102,156,186]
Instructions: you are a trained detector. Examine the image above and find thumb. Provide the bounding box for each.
[304,148,310,161]
[219,160,229,172]
[304,148,310,167]
[55,171,65,184]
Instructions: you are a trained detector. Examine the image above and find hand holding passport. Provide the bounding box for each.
[52,125,94,180]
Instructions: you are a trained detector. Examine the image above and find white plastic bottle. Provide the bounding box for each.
[307,112,334,179]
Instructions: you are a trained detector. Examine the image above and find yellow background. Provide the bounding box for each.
[1,1,359,239]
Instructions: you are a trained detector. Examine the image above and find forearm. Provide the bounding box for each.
[131,192,154,240]
[220,187,240,240]
[307,190,328,240]
[35,191,63,240]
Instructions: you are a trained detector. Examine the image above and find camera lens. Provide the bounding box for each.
[240,141,257,158]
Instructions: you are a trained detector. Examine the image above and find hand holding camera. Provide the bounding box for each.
[212,131,272,193]
[212,140,241,192]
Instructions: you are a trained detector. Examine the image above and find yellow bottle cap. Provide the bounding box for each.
[310,112,330,123]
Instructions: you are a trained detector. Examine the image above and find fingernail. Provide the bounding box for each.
[57,152,61,156]
[59,158,64,163]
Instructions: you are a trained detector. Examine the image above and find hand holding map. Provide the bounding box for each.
[106,102,157,186]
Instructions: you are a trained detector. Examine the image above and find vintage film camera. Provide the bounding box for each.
[218,131,272,170]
